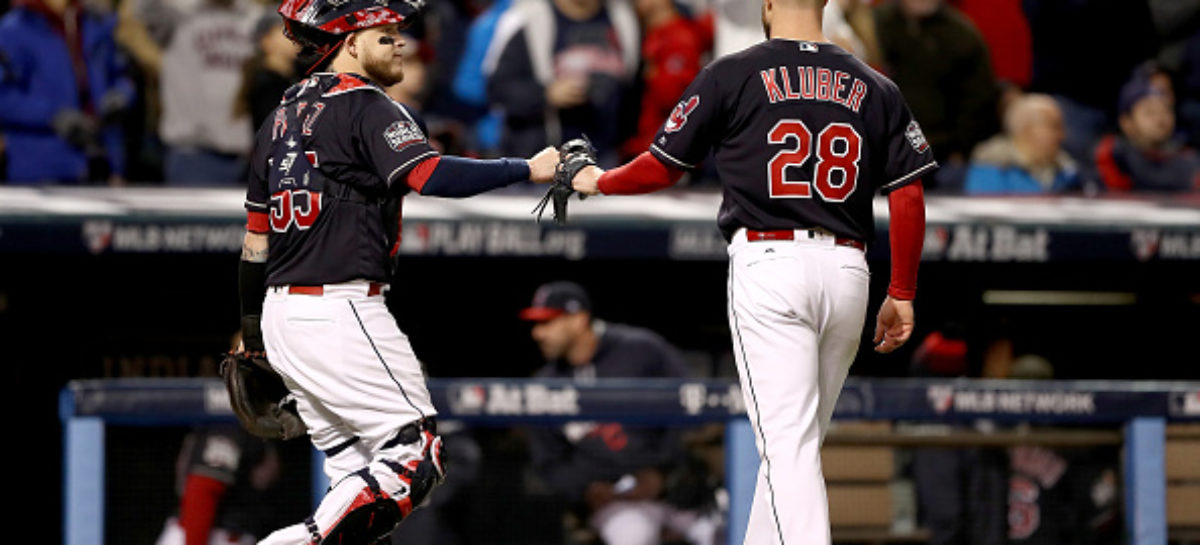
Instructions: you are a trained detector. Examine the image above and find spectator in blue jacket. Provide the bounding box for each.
[0,0,134,185]
[451,0,512,155]
[965,93,1082,194]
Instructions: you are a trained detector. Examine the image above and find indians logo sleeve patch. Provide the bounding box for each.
[384,120,424,151]
[665,95,700,134]
[905,120,930,153]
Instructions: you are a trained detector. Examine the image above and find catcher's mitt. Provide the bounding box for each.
[533,137,597,225]
[220,350,305,440]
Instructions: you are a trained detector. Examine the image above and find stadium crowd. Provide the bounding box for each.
[1,0,1198,191]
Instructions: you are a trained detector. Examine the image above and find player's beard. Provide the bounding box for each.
[362,51,405,88]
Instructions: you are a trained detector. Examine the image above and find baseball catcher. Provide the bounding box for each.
[533,137,597,224]
[243,0,561,538]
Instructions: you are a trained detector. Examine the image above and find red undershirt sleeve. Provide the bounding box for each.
[179,474,229,545]
[887,181,925,300]
[246,211,269,234]
[597,152,686,195]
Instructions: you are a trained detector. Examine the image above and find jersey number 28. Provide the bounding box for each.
[767,120,861,201]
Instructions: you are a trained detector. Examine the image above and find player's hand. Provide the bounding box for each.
[571,165,604,196]
[546,77,588,109]
[873,296,914,353]
[527,146,560,183]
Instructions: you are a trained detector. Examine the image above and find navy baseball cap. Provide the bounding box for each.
[1118,77,1167,116]
[519,281,591,321]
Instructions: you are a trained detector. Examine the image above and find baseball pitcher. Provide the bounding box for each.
[561,0,932,543]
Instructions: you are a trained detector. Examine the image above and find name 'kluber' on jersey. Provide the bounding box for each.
[649,40,937,242]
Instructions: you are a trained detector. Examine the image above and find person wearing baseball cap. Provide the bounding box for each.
[519,281,592,321]
[240,0,563,541]
[1095,73,1200,192]
[518,281,721,545]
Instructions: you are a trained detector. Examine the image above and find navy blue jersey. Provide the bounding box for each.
[650,40,937,242]
[528,323,690,502]
[245,73,436,286]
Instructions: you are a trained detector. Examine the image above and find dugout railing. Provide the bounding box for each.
[61,378,1200,545]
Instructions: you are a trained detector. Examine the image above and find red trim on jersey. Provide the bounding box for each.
[406,156,440,193]
[178,474,229,545]
[887,181,925,300]
[324,73,369,95]
[246,211,270,233]
[597,152,685,195]
[1094,135,1133,191]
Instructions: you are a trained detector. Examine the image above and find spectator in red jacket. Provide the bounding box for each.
[949,0,1031,89]
[1095,74,1200,193]
[622,0,709,159]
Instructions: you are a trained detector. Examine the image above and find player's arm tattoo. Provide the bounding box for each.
[241,232,270,263]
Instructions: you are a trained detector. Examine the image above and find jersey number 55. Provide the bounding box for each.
[271,189,322,232]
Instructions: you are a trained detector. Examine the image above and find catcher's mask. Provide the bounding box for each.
[278,0,424,73]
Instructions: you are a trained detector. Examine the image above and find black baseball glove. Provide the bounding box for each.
[533,137,598,225]
[220,349,305,440]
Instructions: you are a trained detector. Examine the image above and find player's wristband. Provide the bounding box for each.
[241,314,265,352]
[238,259,267,318]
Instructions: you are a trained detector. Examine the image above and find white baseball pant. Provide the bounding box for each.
[258,280,438,544]
[726,228,870,545]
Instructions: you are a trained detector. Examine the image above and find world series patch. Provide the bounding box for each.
[384,120,424,151]
[905,120,930,153]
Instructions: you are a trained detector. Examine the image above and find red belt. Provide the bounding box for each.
[745,229,865,251]
[288,283,385,296]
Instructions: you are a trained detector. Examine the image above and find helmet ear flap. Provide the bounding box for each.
[282,19,346,74]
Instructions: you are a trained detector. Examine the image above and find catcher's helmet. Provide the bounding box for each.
[278,0,424,56]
